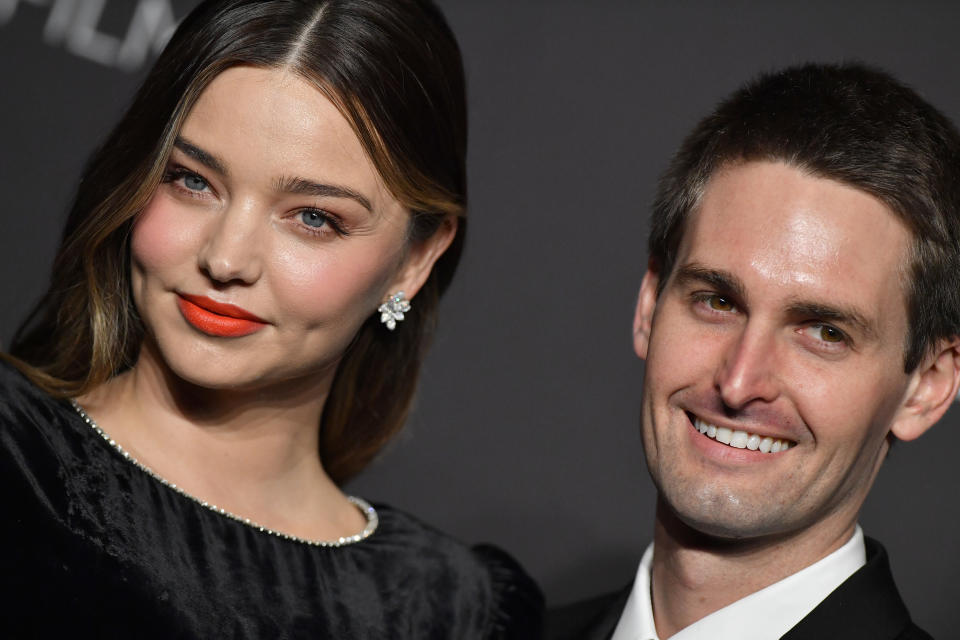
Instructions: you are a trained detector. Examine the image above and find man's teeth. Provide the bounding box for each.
[693,417,794,453]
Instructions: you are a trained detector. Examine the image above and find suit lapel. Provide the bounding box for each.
[781,537,913,640]
[546,585,631,640]
[550,538,924,640]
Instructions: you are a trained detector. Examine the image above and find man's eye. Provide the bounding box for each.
[708,296,734,311]
[817,325,845,343]
[800,323,848,347]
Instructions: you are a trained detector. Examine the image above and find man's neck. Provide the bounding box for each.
[649,499,857,638]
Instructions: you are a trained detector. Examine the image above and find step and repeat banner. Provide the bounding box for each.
[1,1,959,635]
[0,0,177,69]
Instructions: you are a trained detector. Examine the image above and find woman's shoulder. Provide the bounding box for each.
[0,356,42,394]
[0,357,84,460]
[0,357,70,430]
[370,504,545,638]
[470,542,547,639]
[0,357,88,522]
[0,357,96,496]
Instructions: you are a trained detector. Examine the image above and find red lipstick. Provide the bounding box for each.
[176,294,267,337]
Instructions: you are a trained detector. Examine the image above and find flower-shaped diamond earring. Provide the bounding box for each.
[378,291,411,330]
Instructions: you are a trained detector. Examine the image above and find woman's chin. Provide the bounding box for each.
[158,351,339,402]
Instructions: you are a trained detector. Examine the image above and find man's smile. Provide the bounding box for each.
[686,412,796,453]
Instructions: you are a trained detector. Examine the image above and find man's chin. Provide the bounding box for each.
[656,487,796,544]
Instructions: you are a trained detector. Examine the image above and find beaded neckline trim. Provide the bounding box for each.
[69,399,378,547]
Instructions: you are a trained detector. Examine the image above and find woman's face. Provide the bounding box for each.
[131,66,446,392]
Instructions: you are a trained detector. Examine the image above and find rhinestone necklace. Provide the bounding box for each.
[69,399,378,547]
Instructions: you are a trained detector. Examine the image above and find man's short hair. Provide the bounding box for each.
[649,62,960,372]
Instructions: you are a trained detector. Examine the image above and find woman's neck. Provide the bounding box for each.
[76,339,367,542]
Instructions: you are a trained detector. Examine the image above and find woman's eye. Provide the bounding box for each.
[300,209,329,228]
[163,167,211,196]
[182,173,209,192]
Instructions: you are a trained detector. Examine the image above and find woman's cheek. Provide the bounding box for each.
[271,242,400,324]
[131,194,202,275]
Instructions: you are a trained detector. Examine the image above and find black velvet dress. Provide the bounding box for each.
[0,361,543,638]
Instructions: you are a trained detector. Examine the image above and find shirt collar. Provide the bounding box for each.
[612,525,866,640]
[611,543,658,640]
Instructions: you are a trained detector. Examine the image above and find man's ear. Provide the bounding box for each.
[387,216,458,301]
[633,260,661,361]
[890,337,960,441]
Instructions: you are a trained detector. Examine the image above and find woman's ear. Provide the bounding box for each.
[388,216,458,300]
[633,260,661,361]
[890,337,960,441]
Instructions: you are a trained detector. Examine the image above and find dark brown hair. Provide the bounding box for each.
[649,62,960,372]
[7,0,467,483]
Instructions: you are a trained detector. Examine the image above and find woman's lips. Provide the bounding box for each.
[176,294,267,337]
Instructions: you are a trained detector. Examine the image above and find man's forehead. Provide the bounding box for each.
[680,162,909,268]
[669,161,911,329]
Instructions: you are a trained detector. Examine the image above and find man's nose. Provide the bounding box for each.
[715,323,781,409]
[196,200,264,285]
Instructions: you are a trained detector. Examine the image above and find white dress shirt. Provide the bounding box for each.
[611,526,866,640]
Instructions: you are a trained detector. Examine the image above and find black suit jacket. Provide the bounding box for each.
[546,537,933,639]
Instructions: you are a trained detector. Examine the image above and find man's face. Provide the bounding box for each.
[635,160,915,542]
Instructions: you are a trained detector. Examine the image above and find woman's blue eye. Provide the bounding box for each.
[183,174,208,191]
[300,210,328,228]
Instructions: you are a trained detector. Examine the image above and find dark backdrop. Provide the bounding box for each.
[1,1,958,636]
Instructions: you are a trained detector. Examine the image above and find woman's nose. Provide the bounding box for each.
[196,202,263,285]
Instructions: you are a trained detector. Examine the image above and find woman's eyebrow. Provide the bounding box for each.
[173,136,228,176]
[274,176,373,213]
[170,138,373,213]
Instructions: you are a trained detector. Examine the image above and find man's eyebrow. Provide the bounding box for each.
[673,264,747,300]
[673,264,878,338]
[274,176,373,213]
[172,136,228,176]
[786,301,878,340]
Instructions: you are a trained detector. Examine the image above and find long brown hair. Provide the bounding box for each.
[7,0,467,483]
